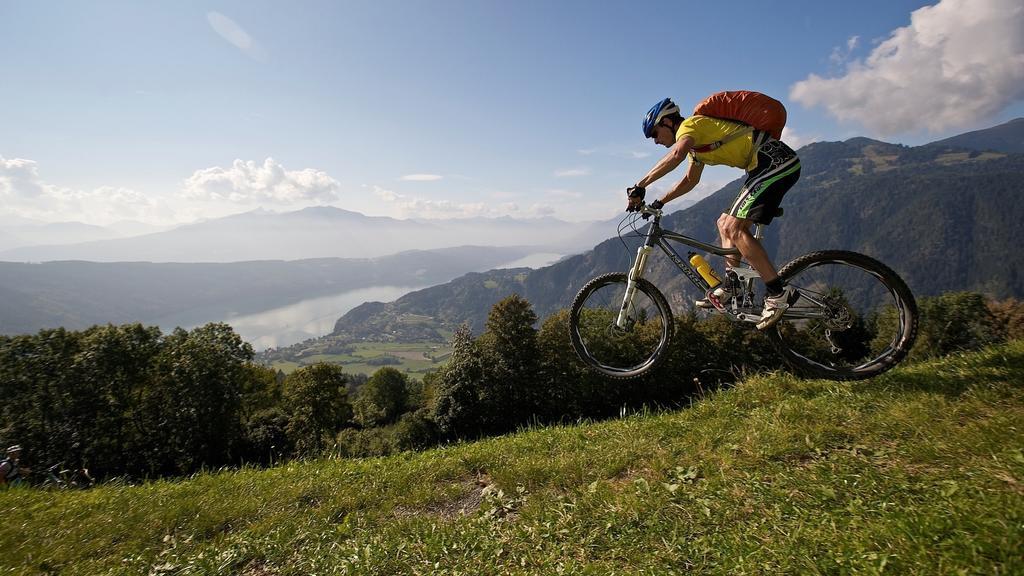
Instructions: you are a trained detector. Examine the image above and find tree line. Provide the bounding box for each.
[1,292,1021,482]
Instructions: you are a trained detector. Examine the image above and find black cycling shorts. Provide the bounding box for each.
[725,132,801,225]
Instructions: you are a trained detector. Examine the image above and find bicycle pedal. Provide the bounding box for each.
[704,289,729,312]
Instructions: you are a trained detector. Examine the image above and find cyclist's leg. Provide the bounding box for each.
[718,214,778,280]
[716,213,743,269]
[723,138,801,282]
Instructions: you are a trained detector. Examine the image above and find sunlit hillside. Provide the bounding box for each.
[4,342,1022,575]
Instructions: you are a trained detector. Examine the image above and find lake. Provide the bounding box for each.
[218,285,425,351]
[202,251,567,351]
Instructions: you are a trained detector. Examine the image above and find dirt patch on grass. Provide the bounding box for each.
[242,560,278,576]
[393,475,491,520]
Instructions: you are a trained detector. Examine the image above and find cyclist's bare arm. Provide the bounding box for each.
[637,135,694,189]
[657,159,704,205]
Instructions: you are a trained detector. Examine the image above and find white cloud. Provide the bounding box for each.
[399,174,444,181]
[0,156,170,225]
[790,0,1024,135]
[0,157,46,199]
[372,186,483,218]
[370,186,558,219]
[555,168,590,177]
[182,158,342,205]
[548,189,584,199]
[207,12,265,61]
[780,127,819,150]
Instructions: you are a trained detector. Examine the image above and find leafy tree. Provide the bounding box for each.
[406,372,436,413]
[535,310,614,419]
[391,408,440,451]
[479,294,542,426]
[239,407,291,465]
[70,324,163,476]
[353,367,409,427]
[284,363,353,457]
[0,329,81,475]
[142,323,253,475]
[0,322,258,479]
[239,364,284,421]
[432,324,490,438]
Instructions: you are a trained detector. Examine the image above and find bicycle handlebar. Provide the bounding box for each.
[628,202,662,220]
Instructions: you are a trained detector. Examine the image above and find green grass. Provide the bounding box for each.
[5,342,1024,575]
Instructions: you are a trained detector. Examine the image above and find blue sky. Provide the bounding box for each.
[2,0,1022,225]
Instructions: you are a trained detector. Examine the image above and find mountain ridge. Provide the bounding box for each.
[0,245,540,336]
[0,208,607,263]
[323,118,1024,344]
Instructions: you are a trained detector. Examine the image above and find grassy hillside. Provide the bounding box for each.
[4,343,1023,575]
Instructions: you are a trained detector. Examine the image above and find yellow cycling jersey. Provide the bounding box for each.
[675,115,757,171]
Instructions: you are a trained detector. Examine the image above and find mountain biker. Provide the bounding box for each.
[626,97,802,329]
[0,445,30,487]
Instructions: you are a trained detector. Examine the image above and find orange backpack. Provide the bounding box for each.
[690,91,787,152]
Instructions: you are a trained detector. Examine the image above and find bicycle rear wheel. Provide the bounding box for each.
[568,272,674,380]
[768,250,918,380]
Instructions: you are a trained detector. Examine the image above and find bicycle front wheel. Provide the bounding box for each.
[769,250,918,380]
[568,272,674,380]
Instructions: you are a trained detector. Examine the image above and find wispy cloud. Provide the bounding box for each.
[548,189,584,199]
[577,146,651,160]
[399,174,444,182]
[207,12,265,61]
[829,35,860,70]
[555,168,590,177]
[371,186,555,219]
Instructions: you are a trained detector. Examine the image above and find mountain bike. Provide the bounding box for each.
[40,462,94,490]
[568,204,918,381]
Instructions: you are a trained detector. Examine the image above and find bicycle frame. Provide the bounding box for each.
[618,206,840,327]
[618,206,768,326]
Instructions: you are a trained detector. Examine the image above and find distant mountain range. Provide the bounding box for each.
[0,207,611,263]
[0,246,540,336]
[322,117,1024,345]
[0,218,172,252]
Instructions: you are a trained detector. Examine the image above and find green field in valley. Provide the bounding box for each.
[269,341,452,377]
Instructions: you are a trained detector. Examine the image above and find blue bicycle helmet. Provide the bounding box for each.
[643,98,680,138]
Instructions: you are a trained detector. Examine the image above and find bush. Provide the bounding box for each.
[392,409,440,451]
[239,408,292,465]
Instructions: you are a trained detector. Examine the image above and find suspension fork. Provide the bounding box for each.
[617,244,653,328]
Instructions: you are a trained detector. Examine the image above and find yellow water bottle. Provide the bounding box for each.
[689,253,721,288]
